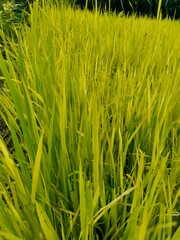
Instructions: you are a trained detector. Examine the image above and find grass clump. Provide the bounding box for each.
[0,1,180,239]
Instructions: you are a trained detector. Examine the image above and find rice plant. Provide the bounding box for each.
[0,1,180,239]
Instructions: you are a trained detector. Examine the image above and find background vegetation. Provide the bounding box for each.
[1,0,180,21]
[0,0,180,239]
[75,0,180,18]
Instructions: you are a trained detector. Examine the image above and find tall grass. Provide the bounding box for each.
[0,1,180,239]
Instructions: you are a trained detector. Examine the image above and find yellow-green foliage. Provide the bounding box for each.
[0,2,180,239]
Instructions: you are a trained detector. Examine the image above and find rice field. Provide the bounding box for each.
[0,1,180,239]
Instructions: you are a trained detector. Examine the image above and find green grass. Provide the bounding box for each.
[0,1,180,239]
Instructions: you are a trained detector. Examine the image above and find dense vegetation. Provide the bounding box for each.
[0,1,180,239]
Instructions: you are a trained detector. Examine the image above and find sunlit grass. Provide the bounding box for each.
[0,1,180,239]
